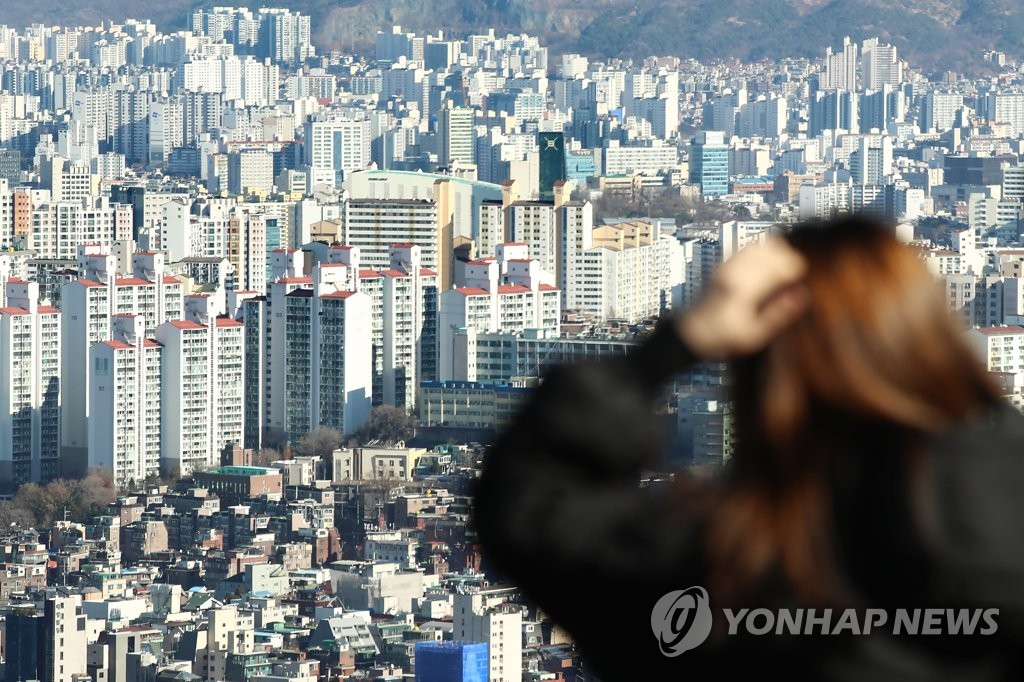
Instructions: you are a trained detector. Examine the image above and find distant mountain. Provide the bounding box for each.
[3,0,1021,71]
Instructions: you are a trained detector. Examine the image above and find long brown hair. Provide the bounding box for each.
[701,215,1003,605]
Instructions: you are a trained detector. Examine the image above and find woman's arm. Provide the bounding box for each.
[473,316,709,666]
[472,239,810,651]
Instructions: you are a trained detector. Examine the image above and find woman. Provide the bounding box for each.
[474,215,1024,680]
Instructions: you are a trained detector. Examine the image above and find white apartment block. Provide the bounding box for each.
[566,222,683,323]
[155,296,244,477]
[476,200,506,259]
[923,249,968,277]
[945,273,1003,328]
[290,242,439,411]
[345,169,504,287]
[602,140,679,176]
[453,592,523,682]
[379,245,439,409]
[985,92,1024,138]
[304,116,371,187]
[88,314,162,489]
[798,181,888,220]
[438,104,476,167]
[508,201,557,278]
[343,198,440,274]
[177,55,279,107]
[61,247,184,476]
[228,148,274,195]
[259,255,373,444]
[0,279,60,489]
[967,326,1024,374]
[558,200,594,299]
[228,208,270,293]
[30,196,132,260]
[439,255,560,380]
[861,39,902,91]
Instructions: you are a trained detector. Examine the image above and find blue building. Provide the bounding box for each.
[415,641,488,682]
[689,130,729,196]
[566,149,598,185]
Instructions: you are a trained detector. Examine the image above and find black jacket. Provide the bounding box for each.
[474,316,1024,681]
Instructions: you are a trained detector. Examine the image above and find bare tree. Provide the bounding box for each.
[298,427,345,458]
[5,469,116,527]
[351,406,417,446]
[252,448,281,467]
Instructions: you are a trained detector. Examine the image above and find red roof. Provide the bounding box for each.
[380,269,408,278]
[506,258,533,263]
[466,258,496,266]
[167,320,205,330]
[76,279,106,288]
[391,243,416,248]
[215,317,243,328]
[321,290,357,299]
[502,241,528,247]
[103,340,132,350]
[359,270,383,279]
[0,307,29,316]
[116,277,151,287]
[163,276,181,285]
[539,284,559,292]
[498,284,530,295]
[6,277,26,284]
[38,306,59,314]
[143,339,162,348]
[420,268,438,276]
[277,277,313,285]
[453,287,489,296]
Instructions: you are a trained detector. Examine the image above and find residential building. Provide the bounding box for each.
[0,279,60,489]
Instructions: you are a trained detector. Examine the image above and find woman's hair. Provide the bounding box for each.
[701,214,1003,605]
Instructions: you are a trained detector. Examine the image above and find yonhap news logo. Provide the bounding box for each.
[651,587,1000,656]
[650,587,714,656]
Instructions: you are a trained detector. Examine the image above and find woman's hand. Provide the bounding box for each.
[678,238,809,361]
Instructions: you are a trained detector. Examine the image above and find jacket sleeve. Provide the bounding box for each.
[917,403,1024,643]
[473,315,710,645]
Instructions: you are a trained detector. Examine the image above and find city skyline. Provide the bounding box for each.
[0,5,1020,681]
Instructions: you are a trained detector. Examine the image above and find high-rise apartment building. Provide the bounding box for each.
[155,295,244,476]
[438,104,476,167]
[304,116,371,188]
[439,252,560,380]
[343,198,441,275]
[822,36,858,91]
[61,248,184,477]
[30,196,132,260]
[565,220,683,323]
[253,252,373,444]
[256,8,314,67]
[453,592,523,682]
[0,279,60,490]
[861,38,902,91]
[88,313,162,489]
